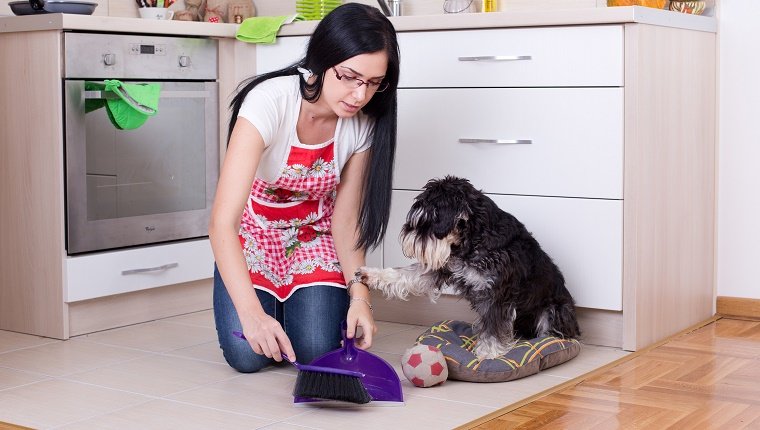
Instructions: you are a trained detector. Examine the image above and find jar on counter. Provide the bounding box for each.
[482,0,497,12]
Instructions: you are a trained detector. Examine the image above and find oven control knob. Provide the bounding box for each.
[103,53,116,66]
[178,55,191,68]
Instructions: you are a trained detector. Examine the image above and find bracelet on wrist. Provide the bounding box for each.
[349,296,373,312]
[346,277,365,296]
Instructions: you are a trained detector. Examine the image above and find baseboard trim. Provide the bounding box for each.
[717,296,760,319]
[68,278,212,337]
[371,292,623,348]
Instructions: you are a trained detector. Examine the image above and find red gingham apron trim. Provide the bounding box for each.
[253,283,348,302]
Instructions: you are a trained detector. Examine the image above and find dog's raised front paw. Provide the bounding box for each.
[356,266,407,300]
[356,266,383,288]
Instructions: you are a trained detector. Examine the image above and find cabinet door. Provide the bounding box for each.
[383,190,623,311]
[396,87,624,199]
[255,36,310,74]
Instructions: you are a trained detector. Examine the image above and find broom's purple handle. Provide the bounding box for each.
[232,330,365,378]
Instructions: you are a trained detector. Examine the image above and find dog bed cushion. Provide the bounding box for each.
[415,320,581,383]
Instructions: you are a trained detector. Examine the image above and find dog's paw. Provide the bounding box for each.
[355,266,383,288]
[474,337,515,360]
[356,267,408,300]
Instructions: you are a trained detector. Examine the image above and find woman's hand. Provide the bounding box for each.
[346,297,376,350]
[241,311,295,363]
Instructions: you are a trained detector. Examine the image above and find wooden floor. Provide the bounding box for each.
[466,317,760,429]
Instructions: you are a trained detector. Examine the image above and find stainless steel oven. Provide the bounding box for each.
[64,32,219,254]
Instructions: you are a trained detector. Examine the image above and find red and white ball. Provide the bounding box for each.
[401,344,448,387]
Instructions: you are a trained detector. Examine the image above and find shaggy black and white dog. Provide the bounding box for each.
[358,176,581,359]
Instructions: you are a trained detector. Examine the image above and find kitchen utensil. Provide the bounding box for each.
[138,7,174,20]
[376,0,391,15]
[377,0,401,16]
[9,1,49,14]
[295,320,404,406]
[23,0,98,15]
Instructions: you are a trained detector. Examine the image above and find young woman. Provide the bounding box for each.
[209,3,400,372]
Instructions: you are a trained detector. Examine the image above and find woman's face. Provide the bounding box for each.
[321,51,389,118]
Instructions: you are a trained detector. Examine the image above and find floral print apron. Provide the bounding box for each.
[238,140,345,301]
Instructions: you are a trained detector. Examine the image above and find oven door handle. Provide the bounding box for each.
[84,90,212,100]
[121,262,179,276]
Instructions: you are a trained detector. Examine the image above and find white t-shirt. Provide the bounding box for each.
[237,75,374,183]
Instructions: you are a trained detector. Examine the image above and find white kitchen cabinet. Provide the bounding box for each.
[379,24,716,351]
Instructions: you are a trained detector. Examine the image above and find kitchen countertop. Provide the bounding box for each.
[0,6,716,37]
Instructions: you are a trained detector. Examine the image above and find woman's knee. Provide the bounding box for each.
[213,265,275,373]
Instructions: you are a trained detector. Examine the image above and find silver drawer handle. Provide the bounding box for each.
[121,262,179,276]
[457,55,532,62]
[459,138,533,144]
[84,90,210,100]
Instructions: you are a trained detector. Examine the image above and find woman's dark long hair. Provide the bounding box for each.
[228,3,400,251]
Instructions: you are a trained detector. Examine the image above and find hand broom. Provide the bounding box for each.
[232,331,371,404]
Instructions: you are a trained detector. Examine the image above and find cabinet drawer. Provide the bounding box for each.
[66,239,214,302]
[396,87,623,199]
[384,190,622,311]
[398,26,623,88]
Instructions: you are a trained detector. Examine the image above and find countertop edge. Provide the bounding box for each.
[0,6,716,37]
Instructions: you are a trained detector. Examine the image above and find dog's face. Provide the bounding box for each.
[400,176,477,271]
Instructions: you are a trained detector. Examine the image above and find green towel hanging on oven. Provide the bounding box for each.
[85,80,160,130]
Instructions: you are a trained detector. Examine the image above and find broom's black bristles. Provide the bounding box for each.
[293,369,371,404]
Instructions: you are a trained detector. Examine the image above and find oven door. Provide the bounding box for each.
[65,80,219,255]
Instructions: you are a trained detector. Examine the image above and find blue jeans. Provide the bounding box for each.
[213,265,349,373]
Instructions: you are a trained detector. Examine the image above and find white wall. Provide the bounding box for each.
[717,0,760,299]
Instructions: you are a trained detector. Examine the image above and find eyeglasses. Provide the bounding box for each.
[332,67,389,93]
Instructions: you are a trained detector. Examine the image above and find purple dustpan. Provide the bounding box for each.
[294,321,404,406]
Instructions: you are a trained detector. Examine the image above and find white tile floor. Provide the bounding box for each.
[0,311,629,429]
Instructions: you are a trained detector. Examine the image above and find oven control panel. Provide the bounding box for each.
[63,32,217,80]
[129,43,167,56]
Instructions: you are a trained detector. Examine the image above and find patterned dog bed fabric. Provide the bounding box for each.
[416,320,581,383]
